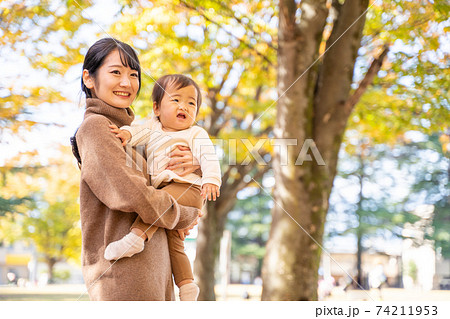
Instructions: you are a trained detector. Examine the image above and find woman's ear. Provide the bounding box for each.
[82,69,95,89]
[153,101,160,116]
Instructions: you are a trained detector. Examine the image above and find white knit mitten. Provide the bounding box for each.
[104,232,145,261]
[179,283,200,301]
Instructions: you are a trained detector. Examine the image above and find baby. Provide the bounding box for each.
[104,74,221,301]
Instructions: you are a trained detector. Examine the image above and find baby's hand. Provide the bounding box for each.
[201,183,220,201]
[109,124,132,146]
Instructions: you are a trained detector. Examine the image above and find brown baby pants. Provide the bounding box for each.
[131,181,203,286]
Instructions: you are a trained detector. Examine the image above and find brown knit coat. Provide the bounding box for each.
[77,98,198,300]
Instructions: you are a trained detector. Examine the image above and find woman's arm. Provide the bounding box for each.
[77,115,198,230]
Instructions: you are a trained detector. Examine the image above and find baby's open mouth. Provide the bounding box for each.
[177,113,186,119]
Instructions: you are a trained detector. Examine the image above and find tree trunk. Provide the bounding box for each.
[194,175,246,300]
[262,0,369,300]
[356,230,363,287]
[193,132,270,300]
[194,202,227,300]
[46,257,57,284]
[356,150,365,288]
[195,162,269,300]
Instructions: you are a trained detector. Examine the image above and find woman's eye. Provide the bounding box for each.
[111,70,120,75]
[131,73,138,77]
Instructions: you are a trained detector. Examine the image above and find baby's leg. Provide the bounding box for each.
[167,229,199,300]
[104,216,158,261]
[161,182,203,300]
[131,216,159,241]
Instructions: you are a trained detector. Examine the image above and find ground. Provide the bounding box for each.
[1,284,449,301]
[324,286,450,301]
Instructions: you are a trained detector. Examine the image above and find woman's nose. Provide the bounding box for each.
[120,76,131,87]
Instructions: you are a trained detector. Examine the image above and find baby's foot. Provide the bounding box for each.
[179,283,200,301]
[104,232,145,261]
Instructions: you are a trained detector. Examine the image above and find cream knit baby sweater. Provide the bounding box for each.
[121,115,221,189]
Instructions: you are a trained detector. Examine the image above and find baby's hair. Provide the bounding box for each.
[152,74,202,116]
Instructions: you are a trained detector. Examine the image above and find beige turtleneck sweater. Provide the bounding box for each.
[76,98,198,300]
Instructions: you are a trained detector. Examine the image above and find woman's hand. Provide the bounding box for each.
[177,209,204,240]
[167,145,201,177]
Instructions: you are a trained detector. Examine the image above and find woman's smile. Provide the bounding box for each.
[113,91,132,98]
[87,50,139,108]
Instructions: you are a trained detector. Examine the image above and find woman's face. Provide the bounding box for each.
[84,50,139,108]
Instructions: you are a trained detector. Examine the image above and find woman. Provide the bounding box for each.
[74,38,201,300]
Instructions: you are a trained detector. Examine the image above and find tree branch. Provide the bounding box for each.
[179,0,274,66]
[211,0,278,51]
[344,44,389,113]
[210,81,240,137]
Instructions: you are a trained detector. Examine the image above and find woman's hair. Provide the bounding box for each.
[81,37,142,98]
[72,38,141,168]
[152,74,202,116]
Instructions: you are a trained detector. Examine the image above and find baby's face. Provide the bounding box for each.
[153,83,198,132]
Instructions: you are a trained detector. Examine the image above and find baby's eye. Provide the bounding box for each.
[172,99,179,102]
[189,102,196,106]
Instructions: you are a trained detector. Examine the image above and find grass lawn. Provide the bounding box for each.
[2,284,449,301]
[0,285,90,301]
[0,284,262,301]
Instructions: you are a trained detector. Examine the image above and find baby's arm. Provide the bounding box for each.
[109,124,131,146]
[120,122,153,147]
[109,117,157,147]
[191,128,222,201]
